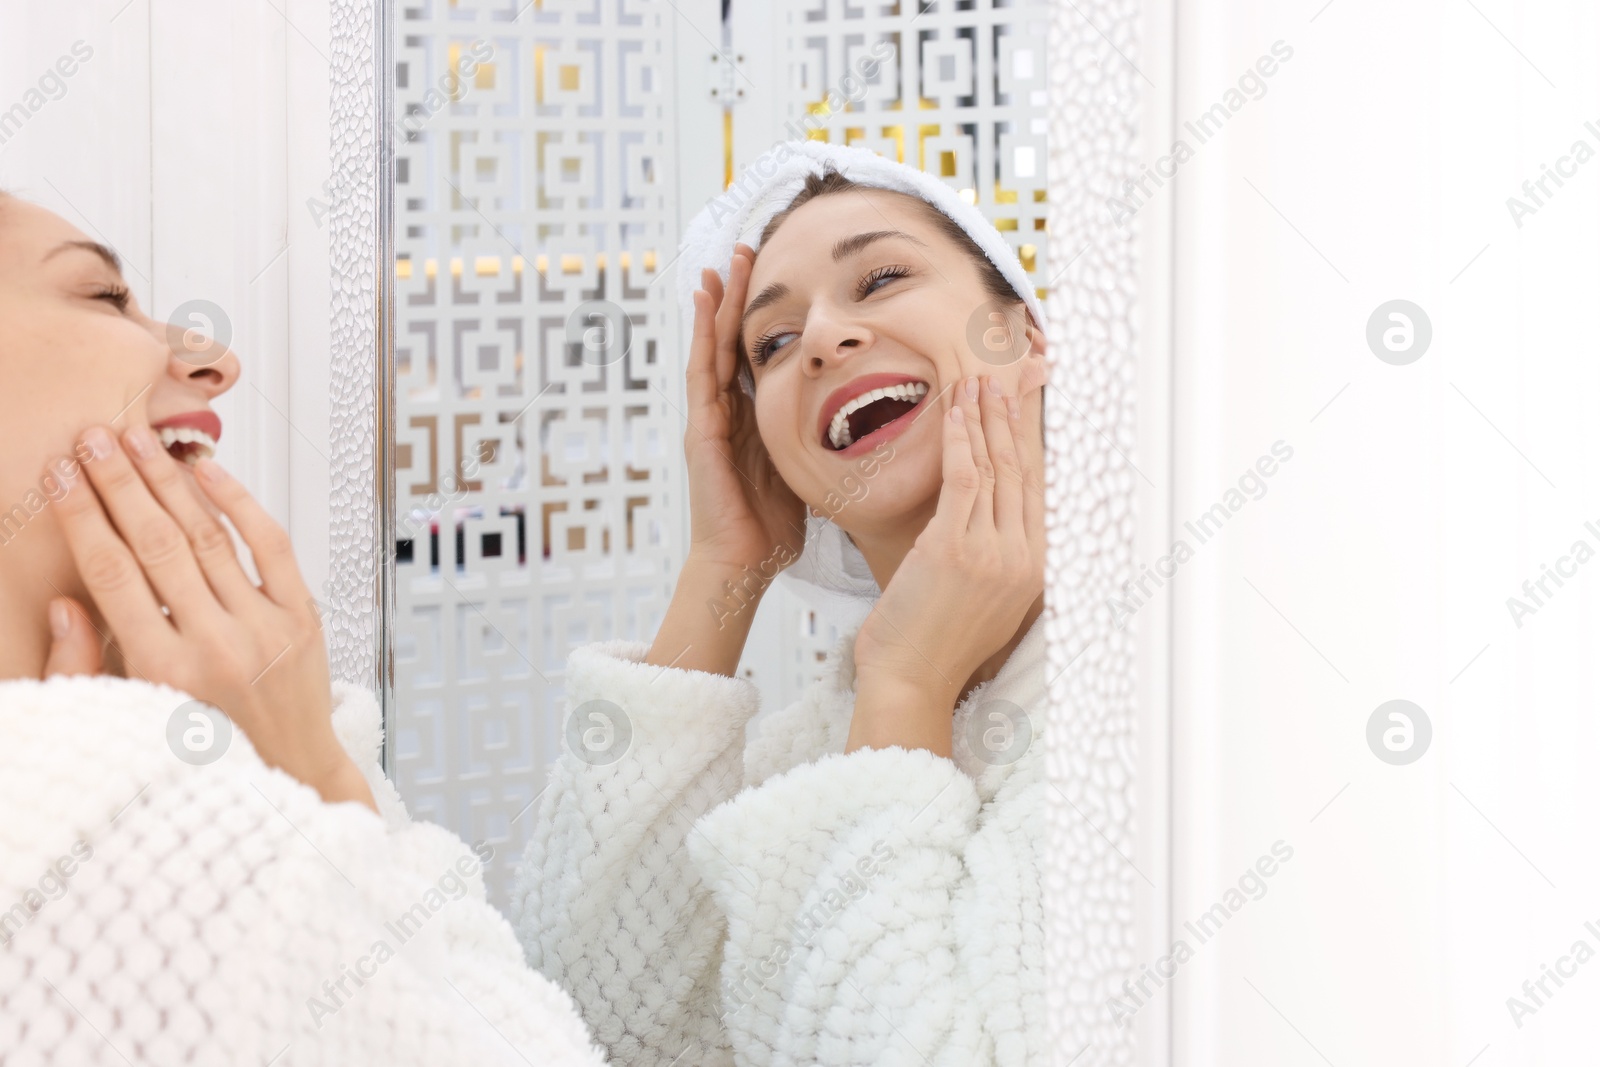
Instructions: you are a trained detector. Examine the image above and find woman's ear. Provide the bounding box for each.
[1017,318,1049,395]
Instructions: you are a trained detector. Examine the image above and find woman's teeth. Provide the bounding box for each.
[157,426,218,465]
[827,381,930,450]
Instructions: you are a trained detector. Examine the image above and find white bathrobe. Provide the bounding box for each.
[511,613,1047,1066]
[0,675,607,1067]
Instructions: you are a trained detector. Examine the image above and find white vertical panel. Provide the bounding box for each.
[149,0,288,544]
[1133,0,1177,1062]
[1168,2,1600,1063]
[0,2,153,312]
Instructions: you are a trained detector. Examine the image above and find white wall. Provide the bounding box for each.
[0,0,333,598]
[1156,2,1600,1063]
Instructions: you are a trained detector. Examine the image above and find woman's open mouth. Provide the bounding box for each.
[150,411,223,466]
[823,380,931,455]
[158,427,218,465]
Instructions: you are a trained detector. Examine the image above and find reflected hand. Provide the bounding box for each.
[48,425,376,811]
[850,364,1047,746]
[683,244,807,577]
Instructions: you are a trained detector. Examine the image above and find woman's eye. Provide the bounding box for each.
[93,286,131,313]
[859,265,912,298]
[753,331,795,364]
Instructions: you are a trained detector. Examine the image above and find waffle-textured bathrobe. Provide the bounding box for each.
[0,676,607,1067]
[511,613,1047,1066]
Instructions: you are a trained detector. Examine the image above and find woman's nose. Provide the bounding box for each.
[151,314,242,397]
[803,307,873,373]
[170,343,242,397]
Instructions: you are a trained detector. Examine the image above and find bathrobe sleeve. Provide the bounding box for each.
[509,640,765,1067]
[0,675,610,1067]
[684,743,1047,1066]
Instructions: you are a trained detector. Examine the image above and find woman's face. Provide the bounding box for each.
[740,187,1042,537]
[0,196,240,585]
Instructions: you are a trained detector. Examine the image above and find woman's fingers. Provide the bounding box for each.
[932,381,981,535]
[119,425,262,615]
[958,376,996,534]
[715,247,752,389]
[50,450,179,668]
[191,458,314,612]
[687,283,718,414]
[980,374,1025,538]
[75,426,228,632]
[42,598,104,678]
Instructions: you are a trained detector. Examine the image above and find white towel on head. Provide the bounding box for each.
[671,138,1046,608]
[674,138,1046,355]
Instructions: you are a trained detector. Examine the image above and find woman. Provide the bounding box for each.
[0,191,607,1065]
[511,142,1051,1066]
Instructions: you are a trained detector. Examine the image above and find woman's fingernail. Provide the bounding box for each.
[987,375,1002,397]
[1007,396,1021,419]
[124,425,158,460]
[965,376,980,401]
[50,600,70,640]
[195,459,229,486]
[83,427,114,459]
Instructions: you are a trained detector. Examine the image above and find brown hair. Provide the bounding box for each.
[737,167,1030,395]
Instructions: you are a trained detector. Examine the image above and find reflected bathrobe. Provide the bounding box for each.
[510,613,1047,1066]
[0,675,607,1067]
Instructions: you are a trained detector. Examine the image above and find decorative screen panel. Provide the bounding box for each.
[388,0,688,910]
[731,0,1053,715]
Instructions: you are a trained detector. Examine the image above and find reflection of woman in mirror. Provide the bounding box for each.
[514,141,1050,1065]
[0,192,607,1063]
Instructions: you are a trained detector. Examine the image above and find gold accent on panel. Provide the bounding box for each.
[559,63,580,91]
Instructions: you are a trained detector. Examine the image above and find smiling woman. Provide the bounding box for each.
[0,191,609,1063]
[509,140,1053,1066]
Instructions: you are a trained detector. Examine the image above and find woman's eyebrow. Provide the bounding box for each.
[42,239,124,276]
[829,228,926,263]
[740,229,927,337]
[741,281,791,339]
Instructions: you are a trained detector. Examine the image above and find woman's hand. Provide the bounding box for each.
[45,424,376,812]
[683,244,807,576]
[850,364,1048,751]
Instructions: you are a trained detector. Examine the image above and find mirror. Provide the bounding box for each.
[382,0,1054,897]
